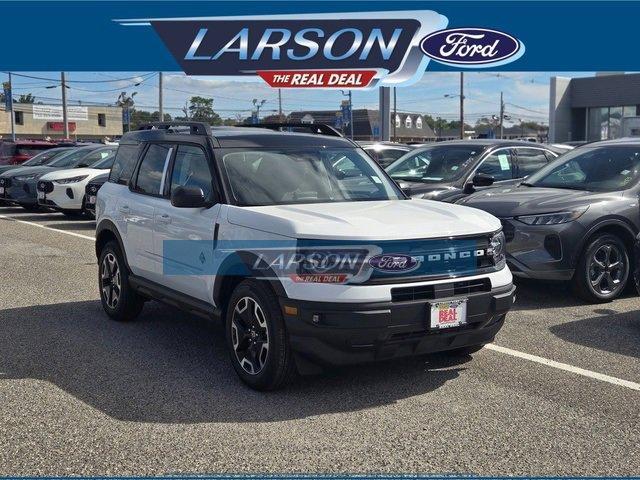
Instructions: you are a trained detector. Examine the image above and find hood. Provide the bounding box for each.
[39,167,108,181]
[1,165,57,179]
[395,180,456,196]
[227,199,501,240]
[461,185,621,217]
[0,165,24,175]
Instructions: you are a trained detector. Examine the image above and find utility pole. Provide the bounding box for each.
[158,72,164,121]
[499,91,504,139]
[393,87,397,142]
[459,72,464,139]
[8,72,15,141]
[278,89,283,121]
[61,72,69,139]
[348,90,354,140]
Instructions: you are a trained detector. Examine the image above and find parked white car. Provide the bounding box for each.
[37,147,116,216]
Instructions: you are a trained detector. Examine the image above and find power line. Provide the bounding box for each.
[2,72,157,84]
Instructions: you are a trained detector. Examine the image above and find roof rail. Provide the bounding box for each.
[138,122,212,136]
[238,123,343,138]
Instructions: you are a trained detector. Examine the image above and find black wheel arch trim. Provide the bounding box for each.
[95,220,130,270]
[572,217,638,268]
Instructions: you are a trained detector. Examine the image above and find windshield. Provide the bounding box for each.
[386,145,482,183]
[526,145,640,192]
[221,148,403,206]
[48,148,96,168]
[22,148,71,166]
[363,146,409,167]
[90,151,116,169]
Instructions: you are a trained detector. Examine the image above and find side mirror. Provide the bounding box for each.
[472,172,495,187]
[171,186,207,208]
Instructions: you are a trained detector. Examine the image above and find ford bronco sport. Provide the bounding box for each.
[95,122,515,390]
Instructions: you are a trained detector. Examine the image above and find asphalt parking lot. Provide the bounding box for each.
[0,204,639,476]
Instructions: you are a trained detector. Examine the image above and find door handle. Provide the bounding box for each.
[119,205,130,213]
[156,213,171,224]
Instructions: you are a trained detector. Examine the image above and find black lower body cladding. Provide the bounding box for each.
[279,283,515,373]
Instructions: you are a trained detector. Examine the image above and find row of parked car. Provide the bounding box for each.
[2,131,638,306]
[0,142,115,218]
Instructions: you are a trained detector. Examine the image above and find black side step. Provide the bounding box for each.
[129,274,221,320]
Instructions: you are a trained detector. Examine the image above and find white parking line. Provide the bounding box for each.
[0,214,95,241]
[487,343,640,392]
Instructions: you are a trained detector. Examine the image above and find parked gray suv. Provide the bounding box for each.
[459,138,640,303]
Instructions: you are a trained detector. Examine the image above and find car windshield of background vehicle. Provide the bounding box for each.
[386,146,480,183]
[365,147,409,167]
[48,148,96,168]
[221,148,403,206]
[527,145,640,192]
[21,148,69,166]
[90,151,117,169]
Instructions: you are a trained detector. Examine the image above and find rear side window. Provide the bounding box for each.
[170,145,213,200]
[133,143,173,196]
[109,144,141,186]
[517,148,549,177]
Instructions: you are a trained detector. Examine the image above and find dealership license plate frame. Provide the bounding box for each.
[37,191,45,200]
[429,298,468,330]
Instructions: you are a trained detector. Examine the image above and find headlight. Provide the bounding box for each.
[54,175,88,184]
[489,231,506,269]
[14,173,41,181]
[515,207,588,225]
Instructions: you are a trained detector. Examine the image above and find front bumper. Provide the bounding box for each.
[280,282,515,372]
[37,180,83,211]
[0,179,39,206]
[500,218,586,281]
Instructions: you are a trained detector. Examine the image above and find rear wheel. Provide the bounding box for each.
[98,241,144,321]
[225,279,296,390]
[572,233,629,303]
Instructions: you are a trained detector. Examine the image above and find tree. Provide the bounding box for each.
[130,110,172,131]
[17,93,35,104]
[183,96,222,125]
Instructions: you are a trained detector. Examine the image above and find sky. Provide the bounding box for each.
[1,71,595,128]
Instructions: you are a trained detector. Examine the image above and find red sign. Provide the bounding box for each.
[48,122,76,132]
[257,70,377,88]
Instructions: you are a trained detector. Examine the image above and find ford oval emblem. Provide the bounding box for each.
[420,28,524,67]
[369,254,420,273]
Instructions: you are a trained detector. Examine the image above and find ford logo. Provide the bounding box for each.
[420,28,524,67]
[369,254,420,273]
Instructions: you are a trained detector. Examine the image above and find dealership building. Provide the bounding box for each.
[549,72,640,143]
[0,103,123,140]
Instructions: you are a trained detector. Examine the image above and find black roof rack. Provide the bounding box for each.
[238,123,343,138]
[138,122,212,136]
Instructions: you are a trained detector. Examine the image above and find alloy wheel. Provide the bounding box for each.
[588,243,627,296]
[231,296,270,375]
[101,253,122,309]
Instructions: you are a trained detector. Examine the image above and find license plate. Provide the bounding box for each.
[0,187,4,195]
[88,195,96,204]
[37,191,45,200]
[430,299,467,329]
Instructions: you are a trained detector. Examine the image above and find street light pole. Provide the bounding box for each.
[499,91,504,139]
[8,72,15,141]
[61,72,69,139]
[459,72,464,139]
[393,87,397,142]
[158,72,164,122]
[278,89,283,121]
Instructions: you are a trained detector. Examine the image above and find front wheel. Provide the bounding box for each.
[572,233,629,303]
[225,279,296,390]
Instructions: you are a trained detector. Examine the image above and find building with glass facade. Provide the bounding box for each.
[549,73,640,143]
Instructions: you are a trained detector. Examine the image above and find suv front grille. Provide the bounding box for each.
[37,181,54,193]
[391,278,491,302]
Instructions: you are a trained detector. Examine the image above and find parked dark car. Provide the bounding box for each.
[386,140,564,202]
[459,138,640,303]
[0,140,57,165]
[358,141,413,168]
[83,172,109,218]
[0,147,73,176]
[0,145,116,210]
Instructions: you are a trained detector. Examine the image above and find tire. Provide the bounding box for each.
[98,241,144,321]
[225,279,296,391]
[62,210,84,218]
[572,233,629,303]
[448,344,485,356]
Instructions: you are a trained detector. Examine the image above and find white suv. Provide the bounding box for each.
[95,122,515,390]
